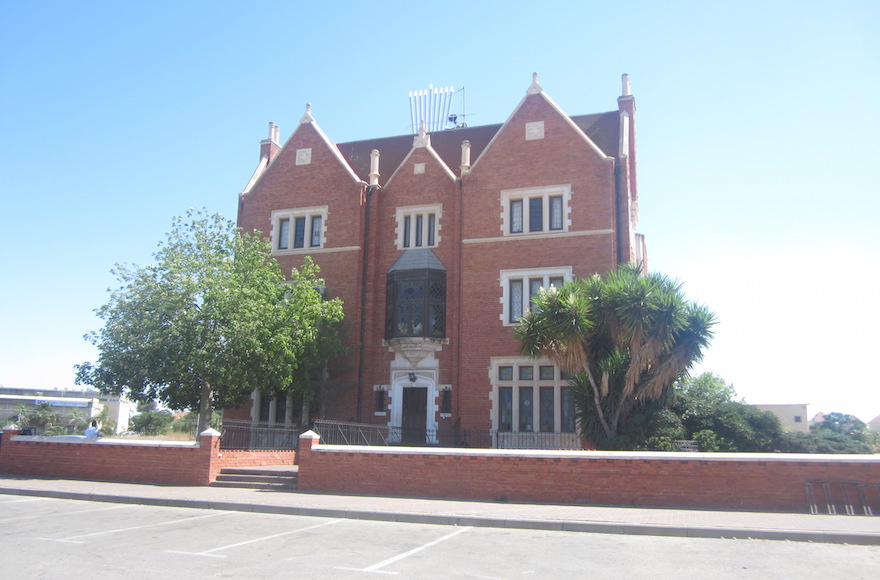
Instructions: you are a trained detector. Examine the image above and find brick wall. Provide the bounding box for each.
[297,432,880,512]
[0,428,295,486]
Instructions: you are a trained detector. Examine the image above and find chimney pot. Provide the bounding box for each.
[369,149,380,186]
[460,140,471,176]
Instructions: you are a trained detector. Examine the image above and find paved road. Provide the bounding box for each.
[3,493,880,579]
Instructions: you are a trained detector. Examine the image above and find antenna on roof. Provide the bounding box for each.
[408,85,469,134]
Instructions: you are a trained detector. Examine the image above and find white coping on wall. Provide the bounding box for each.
[10,435,199,448]
[309,444,880,463]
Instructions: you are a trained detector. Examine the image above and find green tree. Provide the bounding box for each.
[75,209,345,433]
[130,410,174,436]
[813,412,869,439]
[603,373,784,452]
[777,430,873,454]
[15,403,61,435]
[67,409,89,434]
[516,263,715,442]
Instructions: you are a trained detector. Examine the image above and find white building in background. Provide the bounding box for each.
[99,394,134,434]
[0,386,101,430]
[754,404,810,433]
[0,386,134,434]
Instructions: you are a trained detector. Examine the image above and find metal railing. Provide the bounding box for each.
[312,420,582,450]
[806,480,880,516]
[219,419,305,451]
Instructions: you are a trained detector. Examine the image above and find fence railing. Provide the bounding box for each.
[219,419,305,451]
[312,420,582,450]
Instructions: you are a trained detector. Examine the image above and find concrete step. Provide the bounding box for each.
[215,473,296,485]
[211,466,298,491]
[211,480,296,490]
[218,467,298,477]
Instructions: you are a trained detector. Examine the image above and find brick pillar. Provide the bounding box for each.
[297,430,321,491]
[199,428,222,486]
[0,426,21,471]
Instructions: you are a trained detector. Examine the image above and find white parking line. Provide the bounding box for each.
[338,526,473,574]
[38,510,233,544]
[0,497,49,504]
[169,518,343,558]
[0,504,130,524]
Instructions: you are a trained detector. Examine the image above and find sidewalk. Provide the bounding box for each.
[1,474,878,546]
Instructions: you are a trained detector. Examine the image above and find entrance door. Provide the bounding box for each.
[401,387,427,445]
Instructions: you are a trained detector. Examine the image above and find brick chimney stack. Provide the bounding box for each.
[259,122,281,163]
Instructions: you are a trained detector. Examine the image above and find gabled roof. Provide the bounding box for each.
[335,112,619,186]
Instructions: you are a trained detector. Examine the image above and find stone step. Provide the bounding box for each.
[211,480,295,490]
[218,467,298,477]
[211,466,298,490]
[215,473,296,485]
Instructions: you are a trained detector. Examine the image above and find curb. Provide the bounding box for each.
[2,486,878,545]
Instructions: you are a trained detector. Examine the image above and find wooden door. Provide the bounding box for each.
[402,387,427,444]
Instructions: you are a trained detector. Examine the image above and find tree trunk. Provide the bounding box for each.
[197,379,213,434]
[583,365,615,439]
[301,397,310,427]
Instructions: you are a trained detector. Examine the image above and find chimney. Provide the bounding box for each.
[460,140,471,176]
[369,149,380,186]
[259,122,281,163]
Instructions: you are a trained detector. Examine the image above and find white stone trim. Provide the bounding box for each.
[394,204,442,249]
[463,229,614,245]
[270,206,328,253]
[308,445,880,463]
[499,266,572,326]
[489,356,575,434]
[500,184,571,236]
[525,121,545,141]
[295,148,312,165]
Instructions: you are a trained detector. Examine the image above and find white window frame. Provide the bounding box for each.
[501,184,571,236]
[395,204,441,250]
[373,385,388,417]
[499,266,572,326]
[489,357,577,434]
[271,206,328,253]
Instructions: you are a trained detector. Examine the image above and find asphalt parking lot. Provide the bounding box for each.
[3,493,880,579]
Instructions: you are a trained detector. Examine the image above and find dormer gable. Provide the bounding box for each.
[469,73,612,173]
[242,104,361,197]
[384,121,458,188]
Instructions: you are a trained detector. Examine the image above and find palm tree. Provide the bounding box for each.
[516,263,715,443]
[67,409,88,434]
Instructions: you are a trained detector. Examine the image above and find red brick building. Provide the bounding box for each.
[231,74,644,447]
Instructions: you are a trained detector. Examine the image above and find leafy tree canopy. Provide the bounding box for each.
[605,373,876,454]
[130,410,174,436]
[602,373,783,452]
[813,412,869,439]
[516,263,715,442]
[75,209,345,432]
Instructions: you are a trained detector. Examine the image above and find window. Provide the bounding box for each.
[440,389,452,415]
[272,207,328,252]
[278,218,290,250]
[374,389,386,414]
[500,267,572,325]
[397,205,441,249]
[510,199,523,233]
[493,359,576,434]
[501,185,570,236]
[385,268,446,339]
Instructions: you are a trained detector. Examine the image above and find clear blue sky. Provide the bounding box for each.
[2,1,878,421]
